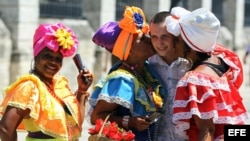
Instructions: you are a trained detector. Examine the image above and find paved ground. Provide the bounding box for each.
[15,49,250,140]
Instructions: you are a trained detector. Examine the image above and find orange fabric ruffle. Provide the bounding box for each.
[112,6,149,60]
[0,74,83,140]
[112,30,133,61]
[119,6,149,34]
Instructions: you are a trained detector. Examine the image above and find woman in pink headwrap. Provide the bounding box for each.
[165,7,249,141]
[0,23,94,141]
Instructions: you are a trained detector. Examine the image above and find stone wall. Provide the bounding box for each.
[0,0,250,100]
[0,19,11,99]
[0,0,39,84]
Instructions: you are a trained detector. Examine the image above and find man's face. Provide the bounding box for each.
[150,22,177,62]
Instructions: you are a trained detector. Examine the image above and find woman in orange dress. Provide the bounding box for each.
[0,23,93,141]
[165,7,249,141]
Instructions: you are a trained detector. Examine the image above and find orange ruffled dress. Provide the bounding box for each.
[0,74,83,140]
[172,45,249,141]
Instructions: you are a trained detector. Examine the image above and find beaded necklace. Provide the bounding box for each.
[43,82,65,105]
[122,62,163,108]
[122,62,154,100]
[31,71,65,105]
[148,121,159,141]
[122,62,160,141]
[41,78,72,115]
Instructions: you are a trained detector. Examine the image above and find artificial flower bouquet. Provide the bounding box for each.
[88,118,135,141]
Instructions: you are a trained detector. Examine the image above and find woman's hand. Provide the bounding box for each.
[77,69,94,91]
[129,116,150,131]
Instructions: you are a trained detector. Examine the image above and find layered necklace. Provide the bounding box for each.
[122,63,152,94]
[37,74,71,114]
[122,62,161,141]
[31,71,65,105]
[42,81,65,105]
[121,62,163,109]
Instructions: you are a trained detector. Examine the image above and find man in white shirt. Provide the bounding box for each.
[148,11,190,141]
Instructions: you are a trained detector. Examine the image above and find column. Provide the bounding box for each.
[223,0,245,50]
[0,0,39,83]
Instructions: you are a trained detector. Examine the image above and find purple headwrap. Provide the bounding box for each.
[92,22,122,52]
[92,6,149,61]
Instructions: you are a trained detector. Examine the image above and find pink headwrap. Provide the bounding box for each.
[33,23,78,57]
[165,7,220,53]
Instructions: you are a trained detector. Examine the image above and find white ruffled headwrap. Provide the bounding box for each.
[165,7,220,53]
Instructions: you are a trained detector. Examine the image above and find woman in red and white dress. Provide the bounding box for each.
[165,7,249,141]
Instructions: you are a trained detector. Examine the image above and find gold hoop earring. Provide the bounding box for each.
[29,58,35,73]
[186,57,193,70]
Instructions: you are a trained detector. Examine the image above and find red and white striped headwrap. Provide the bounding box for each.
[165,7,220,53]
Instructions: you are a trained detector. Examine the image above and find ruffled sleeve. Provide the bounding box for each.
[0,75,41,118]
[214,44,243,88]
[88,69,158,118]
[89,69,137,112]
[0,74,82,140]
[172,71,248,138]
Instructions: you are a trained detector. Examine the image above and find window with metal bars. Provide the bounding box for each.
[115,0,143,21]
[245,0,250,26]
[212,0,223,25]
[39,0,84,19]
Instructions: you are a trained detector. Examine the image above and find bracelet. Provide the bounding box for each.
[75,90,89,98]
[75,90,89,105]
[122,115,130,129]
[75,90,88,96]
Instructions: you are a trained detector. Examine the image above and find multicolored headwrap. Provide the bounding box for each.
[165,7,220,53]
[92,6,149,60]
[33,23,78,57]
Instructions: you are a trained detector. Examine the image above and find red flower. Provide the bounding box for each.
[123,131,135,141]
[88,119,135,141]
[88,118,104,135]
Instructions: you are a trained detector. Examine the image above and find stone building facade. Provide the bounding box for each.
[0,0,249,100]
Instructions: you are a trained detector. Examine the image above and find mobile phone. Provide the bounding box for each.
[73,54,89,84]
[146,111,164,124]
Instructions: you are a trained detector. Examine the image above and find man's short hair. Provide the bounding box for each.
[150,11,170,24]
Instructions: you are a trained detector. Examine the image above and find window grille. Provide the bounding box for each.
[115,0,143,21]
[212,0,223,25]
[245,0,250,26]
[40,0,84,19]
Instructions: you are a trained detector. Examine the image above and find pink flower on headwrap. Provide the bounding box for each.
[33,23,78,57]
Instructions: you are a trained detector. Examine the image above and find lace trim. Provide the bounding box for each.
[178,72,230,91]
[94,69,158,112]
[173,110,249,139]
[174,92,214,107]
[174,92,234,113]
[88,94,138,116]
[1,74,81,139]
[173,108,249,126]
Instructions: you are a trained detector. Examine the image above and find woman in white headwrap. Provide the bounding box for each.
[166,7,249,141]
